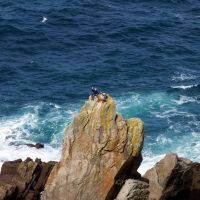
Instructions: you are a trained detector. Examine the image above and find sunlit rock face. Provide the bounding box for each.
[144,153,200,200]
[42,95,144,200]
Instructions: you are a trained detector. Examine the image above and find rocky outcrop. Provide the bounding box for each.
[115,179,149,200]
[0,158,56,200]
[144,153,200,200]
[42,95,144,200]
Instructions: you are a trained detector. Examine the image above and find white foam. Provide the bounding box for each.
[191,132,199,137]
[173,95,198,105]
[152,109,195,119]
[0,113,37,144]
[0,145,60,171]
[171,84,199,90]
[171,73,197,81]
[0,102,80,171]
[0,112,60,171]
[176,140,200,162]
[138,153,165,175]
[50,134,59,146]
[139,140,200,175]
[139,129,200,175]
[156,134,172,145]
[49,102,61,109]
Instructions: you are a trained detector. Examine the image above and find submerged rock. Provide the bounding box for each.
[144,153,200,200]
[0,158,56,200]
[42,95,144,200]
[26,143,44,149]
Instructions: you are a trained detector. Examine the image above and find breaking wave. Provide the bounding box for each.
[171,73,198,81]
[171,84,199,90]
[172,95,200,105]
[0,102,79,170]
[116,91,200,174]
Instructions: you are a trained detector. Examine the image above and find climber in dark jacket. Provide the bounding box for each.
[91,87,100,100]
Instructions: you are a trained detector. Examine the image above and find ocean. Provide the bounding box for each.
[0,0,199,174]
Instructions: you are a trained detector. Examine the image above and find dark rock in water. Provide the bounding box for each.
[0,158,56,200]
[144,153,200,200]
[26,143,44,149]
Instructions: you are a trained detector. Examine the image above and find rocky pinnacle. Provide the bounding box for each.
[42,95,144,200]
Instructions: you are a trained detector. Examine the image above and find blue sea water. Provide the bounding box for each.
[0,0,199,173]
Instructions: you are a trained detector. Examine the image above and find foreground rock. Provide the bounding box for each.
[116,179,149,200]
[0,158,56,200]
[144,153,200,200]
[42,95,144,200]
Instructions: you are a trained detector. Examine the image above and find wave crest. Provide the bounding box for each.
[171,84,199,90]
[171,73,197,81]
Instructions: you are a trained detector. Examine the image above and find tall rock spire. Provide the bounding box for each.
[42,95,144,200]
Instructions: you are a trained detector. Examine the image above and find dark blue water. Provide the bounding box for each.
[0,0,199,172]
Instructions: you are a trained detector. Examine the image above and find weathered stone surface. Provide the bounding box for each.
[42,95,144,200]
[144,152,200,200]
[0,158,56,200]
[0,182,17,200]
[116,179,149,200]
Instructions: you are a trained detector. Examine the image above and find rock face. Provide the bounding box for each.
[42,95,144,200]
[0,158,56,200]
[144,153,200,200]
[116,179,149,200]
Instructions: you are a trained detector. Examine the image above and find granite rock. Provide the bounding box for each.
[0,158,56,200]
[144,153,200,200]
[42,95,144,200]
[116,179,149,200]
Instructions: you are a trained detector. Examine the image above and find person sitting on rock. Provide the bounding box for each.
[100,92,108,101]
[91,87,100,100]
[91,87,108,102]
